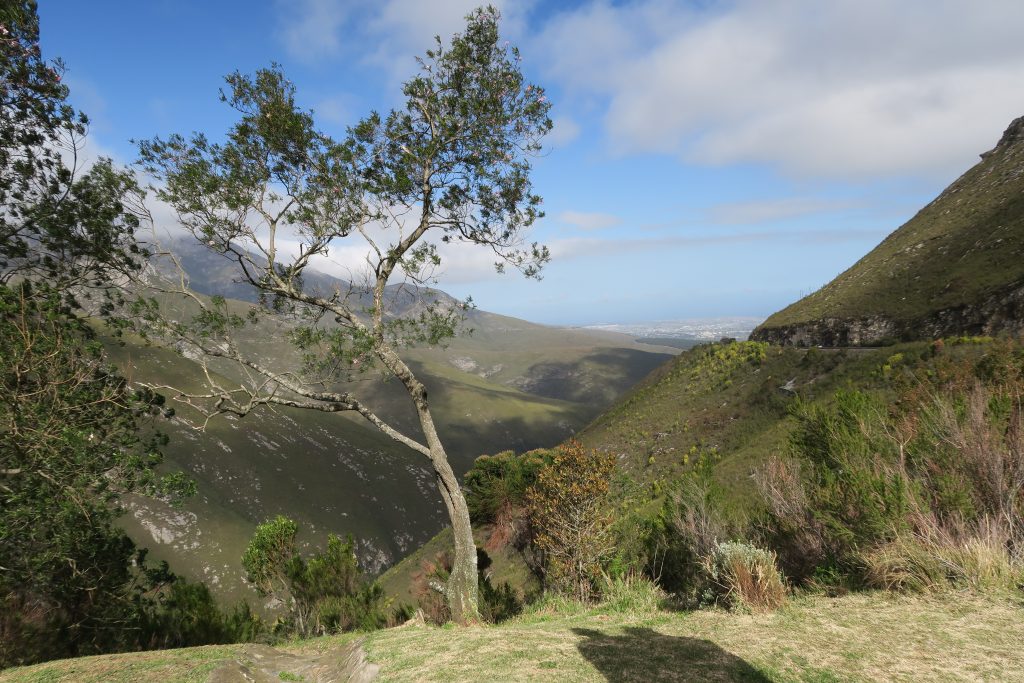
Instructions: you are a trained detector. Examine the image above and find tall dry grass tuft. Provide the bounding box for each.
[668,477,727,561]
[924,381,1024,543]
[863,514,1023,594]
[702,541,787,613]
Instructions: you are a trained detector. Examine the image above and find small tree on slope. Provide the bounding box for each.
[133,7,551,623]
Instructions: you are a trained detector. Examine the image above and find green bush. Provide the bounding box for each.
[140,579,264,649]
[242,517,393,637]
[464,449,551,525]
[411,548,523,625]
[596,574,666,615]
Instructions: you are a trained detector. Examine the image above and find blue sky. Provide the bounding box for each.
[39,0,1024,325]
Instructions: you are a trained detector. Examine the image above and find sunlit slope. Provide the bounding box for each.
[575,341,927,508]
[753,115,1024,346]
[378,341,908,601]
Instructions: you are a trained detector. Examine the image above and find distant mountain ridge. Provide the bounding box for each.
[752,115,1024,346]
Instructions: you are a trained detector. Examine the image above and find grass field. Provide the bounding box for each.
[4,591,1021,682]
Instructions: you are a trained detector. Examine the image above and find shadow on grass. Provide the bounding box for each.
[573,627,769,682]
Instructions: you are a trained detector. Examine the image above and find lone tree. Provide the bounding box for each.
[134,6,551,623]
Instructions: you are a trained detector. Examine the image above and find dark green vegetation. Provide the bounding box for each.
[753,115,1024,346]
[241,517,403,637]
[0,2,258,666]
[0,285,209,667]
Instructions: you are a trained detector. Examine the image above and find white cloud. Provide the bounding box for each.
[533,0,1024,178]
[275,0,351,63]
[547,227,887,260]
[707,197,863,225]
[363,0,534,77]
[313,94,354,127]
[558,210,620,231]
[276,0,534,80]
[547,116,581,147]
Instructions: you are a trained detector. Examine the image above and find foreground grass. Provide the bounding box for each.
[3,591,1022,682]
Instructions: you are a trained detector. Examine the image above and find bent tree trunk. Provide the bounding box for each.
[426,441,479,624]
[379,344,479,623]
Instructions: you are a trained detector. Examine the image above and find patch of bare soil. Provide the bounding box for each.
[209,641,378,683]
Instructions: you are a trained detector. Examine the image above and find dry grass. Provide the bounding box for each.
[703,541,788,613]
[5,591,1021,682]
[863,516,1024,594]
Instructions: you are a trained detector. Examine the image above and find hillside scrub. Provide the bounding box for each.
[757,339,1024,590]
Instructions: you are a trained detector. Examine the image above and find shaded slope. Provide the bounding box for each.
[753,115,1024,346]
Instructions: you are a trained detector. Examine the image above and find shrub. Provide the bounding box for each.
[700,541,787,612]
[526,441,617,602]
[596,574,666,615]
[753,456,827,583]
[464,449,551,525]
[464,449,552,553]
[241,517,392,637]
[652,476,731,598]
[140,580,264,648]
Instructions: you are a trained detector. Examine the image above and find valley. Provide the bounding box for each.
[5,3,1024,678]
[105,290,676,605]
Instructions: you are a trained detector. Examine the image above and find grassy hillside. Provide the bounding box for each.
[753,115,1024,345]
[376,339,940,602]
[3,591,1020,682]
[575,340,914,510]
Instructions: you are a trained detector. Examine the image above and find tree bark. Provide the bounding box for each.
[427,441,479,624]
[375,343,480,623]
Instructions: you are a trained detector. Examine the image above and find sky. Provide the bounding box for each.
[38,0,1024,326]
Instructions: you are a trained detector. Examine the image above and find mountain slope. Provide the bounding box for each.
[752,115,1024,346]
